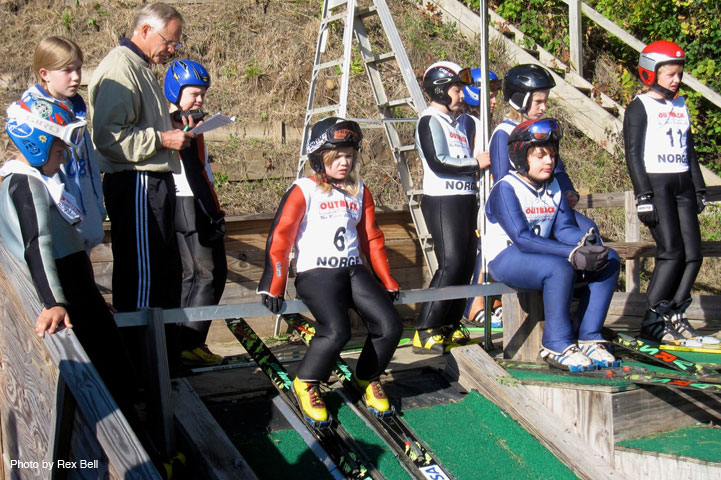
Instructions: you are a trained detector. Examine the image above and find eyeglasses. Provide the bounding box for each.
[307,120,363,154]
[527,118,562,141]
[152,28,182,50]
[8,103,87,148]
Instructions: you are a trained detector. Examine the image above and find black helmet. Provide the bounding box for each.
[503,64,556,113]
[307,117,363,174]
[507,118,562,174]
[422,61,472,107]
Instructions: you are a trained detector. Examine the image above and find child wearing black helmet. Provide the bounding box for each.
[485,118,620,371]
[623,41,713,345]
[490,64,601,242]
[413,61,489,354]
[257,117,402,426]
[163,59,228,367]
[1,95,138,421]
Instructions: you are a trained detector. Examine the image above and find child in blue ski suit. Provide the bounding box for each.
[485,119,620,371]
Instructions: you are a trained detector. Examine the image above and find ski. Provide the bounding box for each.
[497,359,721,394]
[601,326,711,375]
[284,314,455,480]
[225,318,384,480]
[660,344,721,354]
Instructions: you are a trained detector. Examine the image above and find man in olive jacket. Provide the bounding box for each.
[89,3,193,315]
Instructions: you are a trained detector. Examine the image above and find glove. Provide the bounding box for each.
[578,227,598,247]
[569,245,610,271]
[261,294,284,314]
[636,195,658,228]
[207,216,226,242]
[696,192,707,214]
[387,290,400,303]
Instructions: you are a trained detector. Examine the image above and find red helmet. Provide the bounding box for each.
[638,40,685,87]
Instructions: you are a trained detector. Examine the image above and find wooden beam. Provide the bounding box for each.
[144,308,176,458]
[446,346,626,480]
[0,241,160,478]
[502,291,544,361]
[172,378,258,480]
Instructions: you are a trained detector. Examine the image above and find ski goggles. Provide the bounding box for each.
[527,118,562,142]
[307,120,363,154]
[7,103,87,148]
[473,78,502,92]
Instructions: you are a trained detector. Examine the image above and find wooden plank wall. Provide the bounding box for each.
[91,207,432,316]
[0,241,160,479]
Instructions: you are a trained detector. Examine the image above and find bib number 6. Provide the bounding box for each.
[334,227,346,251]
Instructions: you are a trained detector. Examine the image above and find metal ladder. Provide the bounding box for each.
[297,0,438,274]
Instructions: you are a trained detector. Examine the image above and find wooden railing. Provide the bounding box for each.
[0,241,160,479]
[562,0,721,110]
[577,185,721,292]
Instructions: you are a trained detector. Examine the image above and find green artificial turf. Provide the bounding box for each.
[616,424,721,463]
[506,368,635,388]
[233,429,333,480]
[402,391,578,480]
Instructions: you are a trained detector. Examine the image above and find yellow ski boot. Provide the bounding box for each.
[448,324,482,346]
[180,344,224,366]
[292,378,329,427]
[356,377,393,417]
[412,328,462,355]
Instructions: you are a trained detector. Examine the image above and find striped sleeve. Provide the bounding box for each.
[257,184,306,297]
[7,175,67,308]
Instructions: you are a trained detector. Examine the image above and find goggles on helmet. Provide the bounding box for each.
[7,103,87,148]
[473,78,501,92]
[307,120,363,154]
[527,118,562,142]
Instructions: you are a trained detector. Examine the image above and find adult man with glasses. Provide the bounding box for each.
[88,3,193,374]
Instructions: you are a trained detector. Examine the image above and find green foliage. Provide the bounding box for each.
[61,10,72,31]
[462,0,721,171]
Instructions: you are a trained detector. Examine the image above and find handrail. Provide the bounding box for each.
[560,0,721,110]
[0,240,159,478]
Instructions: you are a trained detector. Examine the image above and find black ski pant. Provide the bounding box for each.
[175,195,227,351]
[646,172,702,309]
[416,194,477,330]
[294,265,403,382]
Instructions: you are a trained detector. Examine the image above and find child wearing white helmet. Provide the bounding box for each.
[257,117,402,425]
[623,40,713,345]
[413,61,490,354]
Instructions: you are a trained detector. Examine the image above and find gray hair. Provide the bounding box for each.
[133,3,184,34]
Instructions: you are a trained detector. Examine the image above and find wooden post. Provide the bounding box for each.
[502,291,545,361]
[48,377,75,480]
[144,308,176,458]
[568,0,583,76]
[624,191,641,292]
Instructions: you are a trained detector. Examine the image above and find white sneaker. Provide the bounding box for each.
[578,340,621,368]
[540,344,594,372]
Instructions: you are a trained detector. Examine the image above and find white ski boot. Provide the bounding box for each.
[540,344,595,372]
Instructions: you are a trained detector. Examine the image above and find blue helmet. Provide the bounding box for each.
[5,95,86,167]
[462,69,499,106]
[164,59,211,104]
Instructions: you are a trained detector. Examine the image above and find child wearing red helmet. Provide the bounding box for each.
[623,40,713,344]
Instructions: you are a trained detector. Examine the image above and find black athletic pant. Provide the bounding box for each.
[294,265,403,382]
[416,194,477,330]
[103,171,182,373]
[175,195,227,350]
[646,172,702,308]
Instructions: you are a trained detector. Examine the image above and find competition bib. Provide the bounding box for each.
[638,94,691,173]
[483,173,562,262]
[417,107,477,196]
[294,177,364,272]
